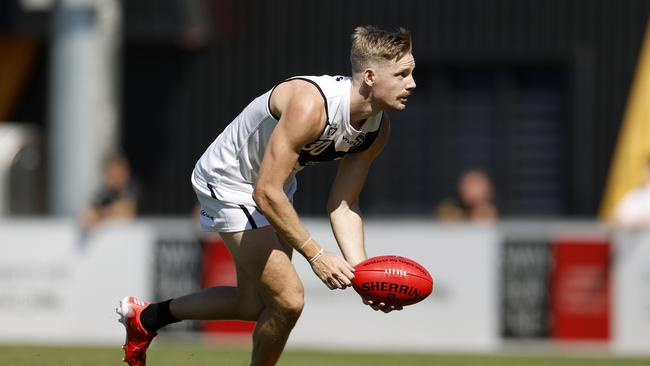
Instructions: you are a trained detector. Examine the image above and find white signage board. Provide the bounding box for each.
[613,230,650,353]
[0,220,155,344]
[289,219,501,351]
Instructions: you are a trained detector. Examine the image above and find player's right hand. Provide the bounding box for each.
[310,251,355,290]
[362,298,403,313]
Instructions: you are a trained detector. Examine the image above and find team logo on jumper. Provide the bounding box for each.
[342,133,365,149]
[303,140,333,155]
[326,126,338,137]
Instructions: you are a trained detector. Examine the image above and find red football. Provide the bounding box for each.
[351,255,434,307]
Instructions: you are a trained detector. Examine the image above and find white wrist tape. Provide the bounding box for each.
[308,248,324,264]
[298,235,312,251]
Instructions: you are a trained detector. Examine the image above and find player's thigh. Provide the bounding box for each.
[220,226,303,310]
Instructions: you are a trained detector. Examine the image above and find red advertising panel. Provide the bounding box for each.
[550,237,610,340]
[202,237,255,333]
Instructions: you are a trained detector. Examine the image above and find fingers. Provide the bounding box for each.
[330,255,354,285]
[340,266,355,282]
[363,299,402,313]
[325,278,337,290]
[321,273,346,290]
[336,257,355,287]
[334,263,353,287]
[315,253,355,290]
[327,273,350,289]
[345,260,356,272]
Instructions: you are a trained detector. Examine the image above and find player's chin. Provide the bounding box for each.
[394,102,408,111]
[387,100,408,111]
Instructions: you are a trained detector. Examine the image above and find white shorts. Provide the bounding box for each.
[194,189,299,233]
[192,176,297,233]
[194,190,269,233]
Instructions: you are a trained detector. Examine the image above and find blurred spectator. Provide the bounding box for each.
[435,169,498,222]
[80,153,138,231]
[614,156,650,228]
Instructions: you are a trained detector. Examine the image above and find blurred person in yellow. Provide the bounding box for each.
[116,25,416,366]
[80,153,138,231]
[614,156,650,228]
[435,169,498,222]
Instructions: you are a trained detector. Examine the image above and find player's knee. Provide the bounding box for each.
[275,290,304,321]
[281,293,305,320]
[278,298,304,322]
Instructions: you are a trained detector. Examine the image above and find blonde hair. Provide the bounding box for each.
[350,26,412,74]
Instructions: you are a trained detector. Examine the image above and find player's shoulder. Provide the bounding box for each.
[271,75,350,120]
[273,77,317,101]
[282,75,349,96]
[274,76,336,107]
[289,74,349,84]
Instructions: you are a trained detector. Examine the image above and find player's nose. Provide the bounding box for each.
[407,76,416,91]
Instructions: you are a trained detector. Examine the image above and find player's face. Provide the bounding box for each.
[373,53,416,111]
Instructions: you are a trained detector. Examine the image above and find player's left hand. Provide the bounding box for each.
[362,298,403,313]
[310,251,355,290]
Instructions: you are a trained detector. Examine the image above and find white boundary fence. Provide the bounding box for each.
[0,218,648,354]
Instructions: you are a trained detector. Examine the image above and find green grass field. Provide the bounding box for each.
[0,344,648,366]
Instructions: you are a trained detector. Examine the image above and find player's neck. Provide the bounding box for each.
[349,79,380,124]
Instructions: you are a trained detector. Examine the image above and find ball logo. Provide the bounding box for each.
[360,281,421,299]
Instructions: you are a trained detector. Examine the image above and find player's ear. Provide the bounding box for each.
[362,68,376,87]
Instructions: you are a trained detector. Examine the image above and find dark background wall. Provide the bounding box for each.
[7,0,650,217]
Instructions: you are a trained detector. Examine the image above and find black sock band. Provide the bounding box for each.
[140,299,180,333]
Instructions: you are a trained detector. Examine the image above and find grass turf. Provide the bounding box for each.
[0,344,648,366]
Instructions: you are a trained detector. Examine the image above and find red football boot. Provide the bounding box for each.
[116,296,158,366]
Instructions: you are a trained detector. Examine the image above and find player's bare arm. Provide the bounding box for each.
[327,113,391,266]
[326,113,401,313]
[253,80,355,289]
